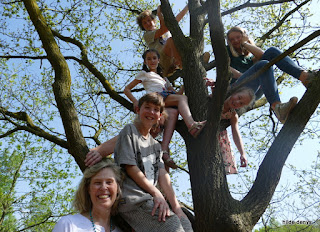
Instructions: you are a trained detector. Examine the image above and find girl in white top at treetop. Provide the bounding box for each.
[124,49,206,169]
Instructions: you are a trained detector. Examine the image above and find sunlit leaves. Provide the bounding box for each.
[0,136,80,231]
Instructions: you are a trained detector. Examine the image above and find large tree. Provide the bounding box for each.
[1,0,319,231]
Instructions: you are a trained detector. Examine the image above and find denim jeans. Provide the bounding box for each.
[234,60,280,105]
[262,47,304,79]
[233,47,304,104]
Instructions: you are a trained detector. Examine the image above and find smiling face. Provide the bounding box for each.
[141,15,156,31]
[228,31,243,51]
[89,168,118,211]
[144,51,160,72]
[226,90,252,109]
[137,101,161,130]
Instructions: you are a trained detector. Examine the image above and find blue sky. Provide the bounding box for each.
[164,0,320,228]
[2,0,319,229]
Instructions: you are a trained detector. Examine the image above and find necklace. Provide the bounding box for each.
[89,209,113,232]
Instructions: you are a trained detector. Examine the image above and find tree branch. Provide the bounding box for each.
[258,0,312,44]
[0,127,20,138]
[243,71,320,223]
[160,0,188,57]
[17,214,54,232]
[229,30,320,95]
[221,0,295,16]
[0,107,68,148]
[52,30,134,112]
[100,1,142,15]
[18,0,87,171]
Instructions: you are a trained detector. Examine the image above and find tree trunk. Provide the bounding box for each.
[20,0,320,230]
[23,0,89,171]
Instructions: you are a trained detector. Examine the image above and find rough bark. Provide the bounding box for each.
[243,75,320,224]
[164,0,320,231]
[17,0,320,231]
[23,0,88,171]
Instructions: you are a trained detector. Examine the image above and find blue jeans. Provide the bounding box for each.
[234,47,304,104]
[262,47,304,79]
[235,60,280,105]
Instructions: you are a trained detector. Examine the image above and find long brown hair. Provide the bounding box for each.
[142,49,163,77]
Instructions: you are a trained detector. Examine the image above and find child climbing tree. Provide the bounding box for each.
[1,0,320,231]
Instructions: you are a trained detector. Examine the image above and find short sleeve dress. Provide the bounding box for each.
[219,109,238,174]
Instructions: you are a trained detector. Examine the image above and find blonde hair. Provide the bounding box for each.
[230,87,255,107]
[226,26,255,57]
[73,159,122,215]
[136,10,156,30]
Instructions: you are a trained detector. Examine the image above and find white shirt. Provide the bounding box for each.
[135,71,170,93]
[52,214,122,232]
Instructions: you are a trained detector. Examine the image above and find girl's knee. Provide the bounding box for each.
[255,60,269,68]
[265,47,281,56]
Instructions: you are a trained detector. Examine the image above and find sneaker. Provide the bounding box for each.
[273,97,298,123]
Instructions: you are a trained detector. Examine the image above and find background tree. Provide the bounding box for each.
[0,135,77,231]
[0,0,319,231]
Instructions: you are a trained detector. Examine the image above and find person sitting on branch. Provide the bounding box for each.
[137,5,189,76]
[226,26,317,123]
[114,93,193,232]
[124,49,206,168]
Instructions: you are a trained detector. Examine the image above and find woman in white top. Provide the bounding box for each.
[124,49,206,169]
[53,159,123,232]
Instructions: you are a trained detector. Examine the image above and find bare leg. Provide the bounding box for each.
[161,108,179,171]
[161,108,179,152]
[271,101,281,110]
[164,94,194,128]
[298,70,314,87]
[163,38,182,68]
[164,94,206,138]
[298,70,308,82]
